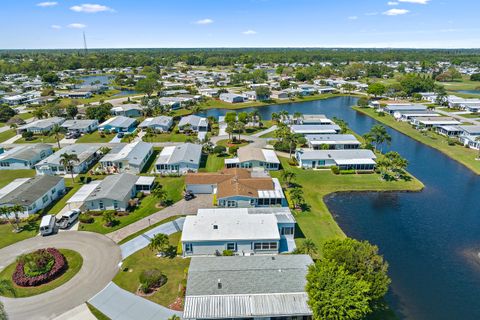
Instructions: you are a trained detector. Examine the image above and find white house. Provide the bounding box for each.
[61,119,99,133]
[219,93,245,103]
[305,134,361,150]
[138,116,173,132]
[290,124,341,135]
[17,117,65,134]
[296,149,377,171]
[178,115,209,132]
[225,146,280,170]
[100,141,153,174]
[0,144,53,170]
[155,143,202,174]
[111,104,143,117]
[35,144,101,175]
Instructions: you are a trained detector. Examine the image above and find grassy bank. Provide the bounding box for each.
[271,158,424,249]
[352,106,480,175]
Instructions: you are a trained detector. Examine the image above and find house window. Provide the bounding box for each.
[113,201,119,210]
[0,162,10,167]
[42,195,49,204]
[254,242,278,251]
[281,227,294,236]
[185,243,193,253]
[99,201,104,210]
[226,242,236,251]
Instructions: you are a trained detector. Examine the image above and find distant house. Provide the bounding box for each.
[0,144,53,170]
[290,124,341,135]
[410,116,461,129]
[61,119,99,133]
[296,149,377,171]
[155,143,202,175]
[198,88,219,98]
[305,134,360,150]
[383,104,427,115]
[99,116,137,133]
[292,114,335,125]
[178,115,209,132]
[219,93,245,103]
[83,173,151,212]
[270,90,289,100]
[186,168,286,207]
[458,125,480,150]
[183,255,313,320]
[57,91,92,99]
[17,117,65,134]
[225,147,280,170]
[138,116,173,132]
[35,144,101,175]
[0,176,65,218]
[393,111,440,122]
[99,141,153,174]
[111,104,143,117]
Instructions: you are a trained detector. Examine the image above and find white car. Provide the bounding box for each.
[56,209,81,229]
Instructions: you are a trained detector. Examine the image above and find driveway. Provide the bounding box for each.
[0,232,121,320]
[89,282,182,320]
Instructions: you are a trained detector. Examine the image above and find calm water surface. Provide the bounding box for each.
[201,96,480,320]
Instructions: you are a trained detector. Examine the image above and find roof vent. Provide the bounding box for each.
[213,224,218,230]
[217,279,222,289]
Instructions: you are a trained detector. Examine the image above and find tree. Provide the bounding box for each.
[322,238,391,300]
[342,83,357,93]
[168,315,181,320]
[470,73,480,81]
[434,85,448,106]
[367,83,386,98]
[33,108,47,120]
[357,97,369,108]
[224,111,237,124]
[0,279,15,297]
[271,112,280,123]
[42,72,59,84]
[149,233,170,255]
[225,122,235,141]
[135,77,158,97]
[399,74,435,95]
[213,145,226,155]
[152,185,168,206]
[281,170,296,188]
[59,153,79,182]
[289,187,304,209]
[377,151,409,180]
[86,103,112,122]
[9,204,24,232]
[0,105,16,123]
[102,211,115,227]
[51,124,63,149]
[332,117,349,134]
[254,86,271,100]
[366,124,391,153]
[306,259,371,320]
[66,105,78,119]
[301,238,318,256]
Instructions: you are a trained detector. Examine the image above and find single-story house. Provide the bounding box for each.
[17,117,65,134]
[0,176,65,218]
[99,116,137,133]
[61,119,99,133]
[35,144,101,175]
[458,125,480,150]
[225,146,280,170]
[100,141,153,174]
[410,116,461,129]
[393,110,440,122]
[186,168,287,207]
[199,88,220,98]
[296,149,377,171]
[138,116,174,132]
[270,90,289,100]
[290,124,341,135]
[436,125,464,137]
[305,134,361,150]
[57,91,92,99]
[178,115,209,132]
[183,255,313,320]
[111,104,143,118]
[383,104,427,115]
[219,93,245,103]
[0,144,53,170]
[182,207,296,257]
[293,114,335,125]
[155,143,202,174]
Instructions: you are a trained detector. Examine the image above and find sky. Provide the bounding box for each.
[0,0,479,49]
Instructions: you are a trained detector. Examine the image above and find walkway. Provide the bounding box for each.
[251,125,277,137]
[0,232,121,320]
[89,282,182,320]
[120,217,185,259]
[106,194,212,243]
[2,134,21,144]
[53,304,96,320]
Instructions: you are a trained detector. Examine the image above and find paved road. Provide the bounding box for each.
[0,141,183,149]
[106,194,212,243]
[436,108,480,125]
[0,232,121,320]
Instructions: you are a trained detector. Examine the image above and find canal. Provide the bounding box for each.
[200,96,480,320]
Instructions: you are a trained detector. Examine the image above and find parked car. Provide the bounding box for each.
[39,215,56,236]
[184,190,195,201]
[117,132,124,138]
[66,131,81,139]
[56,209,81,229]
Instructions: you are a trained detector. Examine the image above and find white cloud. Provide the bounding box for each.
[242,30,257,35]
[383,8,409,15]
[37,1,58,7]
[387,1,399,5]
[70,3,114,13]
[195,18,214,25]
[398,0,430,4]
[51,24,62,29]
[67,23,86,29]
[348,16,358,20]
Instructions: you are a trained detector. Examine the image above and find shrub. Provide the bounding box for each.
[213,145,227,154]
[79,214,94,224]
[222,250,234,256]
[331,166,340,175]
[136,191,144,199]
[340,169,356,175]
[229,146,239,155]
[139,269,167,292]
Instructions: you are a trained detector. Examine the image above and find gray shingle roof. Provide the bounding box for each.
[61,119,98,131]
[99,116,136,129]
[36,144,100,166]
[0,144,51,162]
[156,143,202,165]
[85,173,138,202]
[0,175,63,206]
[138,116,173,128]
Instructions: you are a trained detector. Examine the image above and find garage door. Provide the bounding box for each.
[187,184,214,194]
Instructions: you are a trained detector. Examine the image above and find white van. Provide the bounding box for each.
[56,209,81,229]
[39,215,56,236]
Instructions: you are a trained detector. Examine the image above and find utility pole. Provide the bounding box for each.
[83,31,88,56]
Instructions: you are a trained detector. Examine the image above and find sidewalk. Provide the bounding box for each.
[54,304,97,320]
[251,125,277,137]
[3,134,21,144]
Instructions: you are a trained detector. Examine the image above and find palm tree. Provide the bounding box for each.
[0,279,16,297]
[234,121,245,140]
[168,315,181,320]
[33,108,46,120]
[59,153,80,182]
[368,124,392,153]
[271,112,280,123]
[9,204,24,232]
[226,122,235,141]
[293,112,303,123]
[301,239,318,256]
[281,171,296,188]
[0,207,14,232]
[51,124,63,149]
[151,186,168,207]
[289,187,304,209]
[149,233,169,254]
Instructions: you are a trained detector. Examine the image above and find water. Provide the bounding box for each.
[201,96,480,320]
[456,90,480,95]
[78,75,138,96]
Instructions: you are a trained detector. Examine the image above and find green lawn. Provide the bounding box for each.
[79,176,185,234]
[0,221,39,249]
[77,131,116,143]
[216,139,249,148]
[48,180,81,215]
[113,232,190,308]
[271,158,424,251]
[0,129,17,143]
[0,249,83,298]
[142,132,189,143]
[244,120,275,135]
[118,215,183,245]
[0,169,36,188]
[16,134,64,144]
[86,303,111,320]
[17,113,34,120]
[199,154,226,172]
[353,106,480,175]
[459,113,480,119]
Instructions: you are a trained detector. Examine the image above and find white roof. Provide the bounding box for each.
[67,180,102,204]
[136,176,155,185]
[335,158,376,165]
[0,178,30,199]
[181,210,280,242]
[258,178,285,199]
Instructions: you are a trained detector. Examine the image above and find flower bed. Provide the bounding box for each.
[12,248,67,287]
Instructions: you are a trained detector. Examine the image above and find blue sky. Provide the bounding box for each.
[0,0,478,49]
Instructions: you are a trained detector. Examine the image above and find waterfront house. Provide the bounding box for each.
[17,117,65,134]
[270,90,289,99]
[99,141,153,174]
[111,104,143,117]
[138,116,173,132]
[305,134,361,150]
[458,125,480,150]
[35,144,101,175]
[155,143,202,174]
[183,255,313,320]
[99,116,137,133]
[0,144,53,170]
[296,149,377,171]
[219,93,245,103]
[185,168,286,207]
[61,119,99,134]
[394,110,440,122]
[383,104,427,115]
[0,176,65,218]
[225,146,280,170]
[290,124,341,135]
[410,116,461,129]
[178,115,209,133]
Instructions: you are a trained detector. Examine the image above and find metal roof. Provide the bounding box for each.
[61,119,98,131]
[155,143,202,165]
[138,116,173,128]
[297,149,376,161]
[36,144,100,166]
[290,124,341,134]
[99,116,136,129]
[0,144,51,162]
[85,173,138,202]
[178,115,208,128]
[305,134,360,145]
[101,142,153,166]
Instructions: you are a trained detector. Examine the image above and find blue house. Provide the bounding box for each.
[99,116,137,133]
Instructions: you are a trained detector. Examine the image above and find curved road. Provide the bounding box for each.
[0,232,121,320]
